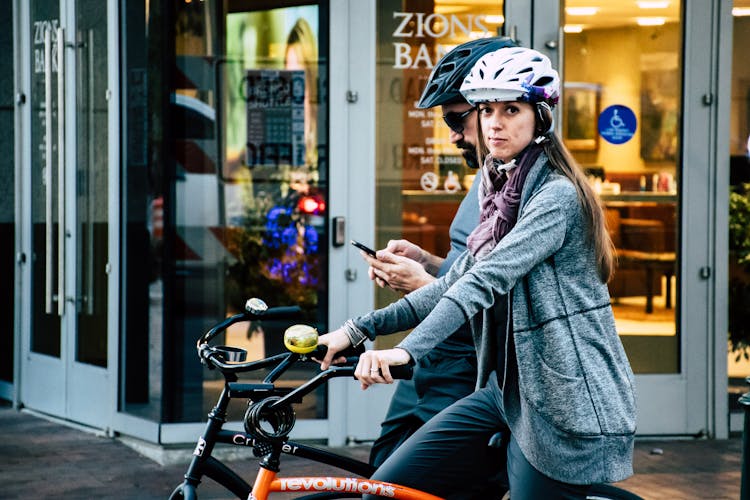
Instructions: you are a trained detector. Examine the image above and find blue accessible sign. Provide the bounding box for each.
[598,105,637,145]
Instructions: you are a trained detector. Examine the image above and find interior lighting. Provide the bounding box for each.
[298,195,326,215]
[637,1,669,8]
[637,17,666,26]
[483,15,505,24]
[565,6,598,16]
[733,7,750,16]
[434,5,469,15]
[563,25,584,33]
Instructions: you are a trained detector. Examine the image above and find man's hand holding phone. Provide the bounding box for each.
[353,239,438,293]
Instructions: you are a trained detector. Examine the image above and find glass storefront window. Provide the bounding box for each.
[728,0,750,412]
[0,1,14,386]
[562,1,682,374]
[122,1,328,423]
[374,1,505,346]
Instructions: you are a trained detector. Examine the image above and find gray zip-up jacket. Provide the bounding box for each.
[354,153,636,485]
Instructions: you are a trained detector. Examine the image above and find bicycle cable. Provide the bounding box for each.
[244,396,296,441]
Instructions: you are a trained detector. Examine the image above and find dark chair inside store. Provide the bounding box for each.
[605,178,677,314]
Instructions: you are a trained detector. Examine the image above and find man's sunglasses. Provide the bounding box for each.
[442,108,476,134]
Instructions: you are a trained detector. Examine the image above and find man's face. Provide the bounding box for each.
[441,102,479,169]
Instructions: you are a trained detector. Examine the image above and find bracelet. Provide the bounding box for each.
[343,319,368,348]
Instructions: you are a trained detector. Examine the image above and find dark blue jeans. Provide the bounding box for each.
[369,351,477,468]
[364,373,592,500]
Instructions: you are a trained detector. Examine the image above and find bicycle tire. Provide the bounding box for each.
[586,483,645,500]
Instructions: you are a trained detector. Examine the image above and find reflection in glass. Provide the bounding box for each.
[75,0,108,368]
[123,1,328,424]
[30,0,62,358]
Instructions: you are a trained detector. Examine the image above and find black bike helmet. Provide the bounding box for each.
[416,36,517,109]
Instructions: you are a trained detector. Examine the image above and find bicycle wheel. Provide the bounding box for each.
[586,483,644,500]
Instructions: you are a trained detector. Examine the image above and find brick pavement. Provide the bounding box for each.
[0,404,742,499]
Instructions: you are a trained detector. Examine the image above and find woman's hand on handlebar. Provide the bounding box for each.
[355,348,411,390]
[316,328,351,370]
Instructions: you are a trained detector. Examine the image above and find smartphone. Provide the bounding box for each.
[350,239,377,258]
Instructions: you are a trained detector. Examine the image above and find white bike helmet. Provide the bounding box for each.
[459,47,560,106]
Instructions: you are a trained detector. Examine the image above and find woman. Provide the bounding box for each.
[319,47,636,499]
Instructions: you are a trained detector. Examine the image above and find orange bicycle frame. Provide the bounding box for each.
[250,467,444,500]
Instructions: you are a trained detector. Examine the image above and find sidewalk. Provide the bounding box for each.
[0,403,741,499]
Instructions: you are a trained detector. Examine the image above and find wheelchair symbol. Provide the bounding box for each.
[610,109,625,129]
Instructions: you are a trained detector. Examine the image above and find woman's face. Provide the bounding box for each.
[479,101,536,162]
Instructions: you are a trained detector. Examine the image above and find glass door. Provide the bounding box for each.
[519,0,719,435]
[728,0,750,430]
[20,0,112,428]
[1,0,15,401]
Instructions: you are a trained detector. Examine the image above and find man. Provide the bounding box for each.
[360,36,517,470]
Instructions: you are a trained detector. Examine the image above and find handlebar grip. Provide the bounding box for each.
[387,363,414,380]
[313,345,413,380]
[344,357,413,380]
[260,305,303,320]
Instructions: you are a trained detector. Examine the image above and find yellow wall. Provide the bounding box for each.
[565,23,681,176]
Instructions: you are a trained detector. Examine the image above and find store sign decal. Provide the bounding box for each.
[33,19,60,74]
[391,12,492,69]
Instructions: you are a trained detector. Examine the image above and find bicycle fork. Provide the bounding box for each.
[180,387,233,498]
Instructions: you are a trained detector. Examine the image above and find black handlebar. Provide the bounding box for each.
[197,304,303,348]
[195,300,412,406]
[193,299,414,445]
[311,345,414,381]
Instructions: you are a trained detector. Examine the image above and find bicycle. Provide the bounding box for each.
[169,298,644,500]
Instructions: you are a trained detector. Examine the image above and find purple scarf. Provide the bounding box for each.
[466,145,543,258]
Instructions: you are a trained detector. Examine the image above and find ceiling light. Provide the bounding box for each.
[637,17,666,26]
[565,6,598,16]
[563,25,584,33]
[483,15,505,24]
[733,7,750,16]
[434,5,469,15]
[637,1,669,8]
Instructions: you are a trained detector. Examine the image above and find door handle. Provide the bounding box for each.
[57,27,66,316]
[85,28,95,314]
[509,25,519,44]
[44,28,54,314]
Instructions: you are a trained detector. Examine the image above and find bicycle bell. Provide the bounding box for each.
[283,324,318,354]
[245,298,268,314]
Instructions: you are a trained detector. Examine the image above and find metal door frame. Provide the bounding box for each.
[14,0,119,432]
